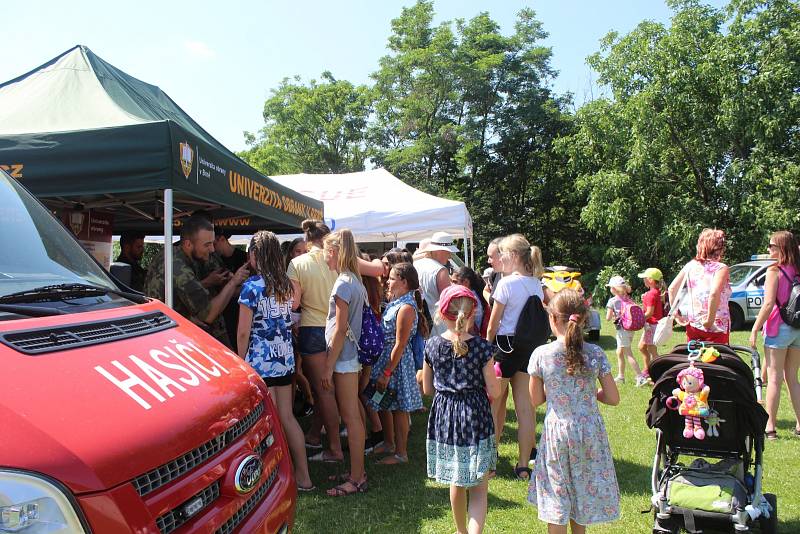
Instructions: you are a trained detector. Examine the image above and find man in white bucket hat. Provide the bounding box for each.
[414,232,458,336]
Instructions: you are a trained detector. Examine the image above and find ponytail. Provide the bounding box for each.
[549,289,588,375]
[530,245,544,277]
[499,234,544,277]
[451,297,472,358]
[563,315,586,376]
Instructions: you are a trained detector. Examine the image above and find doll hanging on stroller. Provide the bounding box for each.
[645,341,776,533]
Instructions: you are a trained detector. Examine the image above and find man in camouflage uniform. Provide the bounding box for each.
[144,215,249,349]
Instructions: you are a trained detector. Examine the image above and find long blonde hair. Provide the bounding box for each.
[435,296,474,357]
[499,234,544,277]
[323,229,361,281]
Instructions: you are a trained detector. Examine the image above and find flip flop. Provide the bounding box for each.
[765,430,778,441]
[377,454,408,465]
[297,484,316,492]
[308,451,343,463]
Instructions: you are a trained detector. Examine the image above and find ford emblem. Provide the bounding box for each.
[234,455,263,494]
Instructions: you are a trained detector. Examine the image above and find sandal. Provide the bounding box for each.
[377,454,408,465]
[514,466,532,480]
[327,472,363,483]
[308,451,343,463]
[297,483,316,492]
[371,442,396,455]
[326,477,368,497]
[765,430,778,441]
[304,439,323,450]
[793,428,800,437]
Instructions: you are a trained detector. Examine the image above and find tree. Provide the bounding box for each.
[370,2,575,266]
[557,0,800,298]
[239,72,372,174]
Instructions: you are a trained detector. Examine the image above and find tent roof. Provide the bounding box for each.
[271,168,472,242]
[0,45,226,152]
[0,45,322,233]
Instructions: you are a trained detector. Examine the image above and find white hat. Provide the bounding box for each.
[606,275,628,288]
[425,231,459,253]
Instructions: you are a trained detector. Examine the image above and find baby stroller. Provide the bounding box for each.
[646,342,775,533]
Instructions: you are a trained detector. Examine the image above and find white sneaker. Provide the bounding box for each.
[635,374,646,387]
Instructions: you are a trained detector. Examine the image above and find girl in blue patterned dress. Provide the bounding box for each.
[368,262,427,464]
[423,284,500,534]
[237,231,313,491]
[527,289,620,533]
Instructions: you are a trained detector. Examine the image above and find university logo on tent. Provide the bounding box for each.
[179,142,194,179]
[69,211,85,236]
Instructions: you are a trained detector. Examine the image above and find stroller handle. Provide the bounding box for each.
[729,344,764,403]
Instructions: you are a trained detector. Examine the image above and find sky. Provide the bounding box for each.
[2,0,727,153]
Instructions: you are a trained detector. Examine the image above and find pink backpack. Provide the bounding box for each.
[619,297,646,331]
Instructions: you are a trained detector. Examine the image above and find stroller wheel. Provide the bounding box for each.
[759,493,778,534]
[653,514,679,534]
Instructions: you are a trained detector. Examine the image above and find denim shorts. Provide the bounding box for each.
[334,356,362,374]
[615,328,633,349]
[765,322,800,349]
[298,326,326,356]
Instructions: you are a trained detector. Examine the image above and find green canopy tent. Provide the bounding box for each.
[0,45,322,305]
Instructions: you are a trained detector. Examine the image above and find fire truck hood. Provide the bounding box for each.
[0,301,265,495]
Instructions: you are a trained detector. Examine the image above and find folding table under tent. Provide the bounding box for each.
[0,45,322,306]
[269,169,475,265]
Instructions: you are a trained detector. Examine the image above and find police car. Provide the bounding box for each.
[727,255,775,330]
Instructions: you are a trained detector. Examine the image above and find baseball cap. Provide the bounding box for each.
[637,268,663,281]
[606,275,628,288]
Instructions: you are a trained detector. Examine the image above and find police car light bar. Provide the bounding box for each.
[751,254,771,260]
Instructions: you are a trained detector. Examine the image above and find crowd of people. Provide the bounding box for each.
[113,218,800,534]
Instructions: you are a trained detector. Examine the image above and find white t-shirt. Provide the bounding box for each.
[493,273,544,336]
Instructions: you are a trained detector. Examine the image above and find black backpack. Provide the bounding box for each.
[513,295,551,356]
[778,266,800,328]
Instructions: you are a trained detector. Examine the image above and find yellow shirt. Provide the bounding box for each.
[287,247,338,328]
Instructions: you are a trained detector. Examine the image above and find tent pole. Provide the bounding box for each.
[164,189,173,308]
[470,234,474,268]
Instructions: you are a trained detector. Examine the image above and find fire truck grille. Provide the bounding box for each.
[0,311,175,354]
[156,481,219,534]
[215,464,280,534]
[133,402,264,497]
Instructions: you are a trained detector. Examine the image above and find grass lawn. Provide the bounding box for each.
[294,317,800,533]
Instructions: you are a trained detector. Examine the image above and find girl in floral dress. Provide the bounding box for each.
[528,289,620,533]
[423,284,500,534]
[368,262,427,464]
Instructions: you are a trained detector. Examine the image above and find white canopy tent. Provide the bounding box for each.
[268,168,475,263]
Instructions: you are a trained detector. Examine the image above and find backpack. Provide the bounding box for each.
[777,266,800,328]
[619,297,646,331]
[348,299,384,366]
[411,330,425,371]
[512,295,551,356]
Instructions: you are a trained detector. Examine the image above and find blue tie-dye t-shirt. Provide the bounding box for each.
[238,275,294,379]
